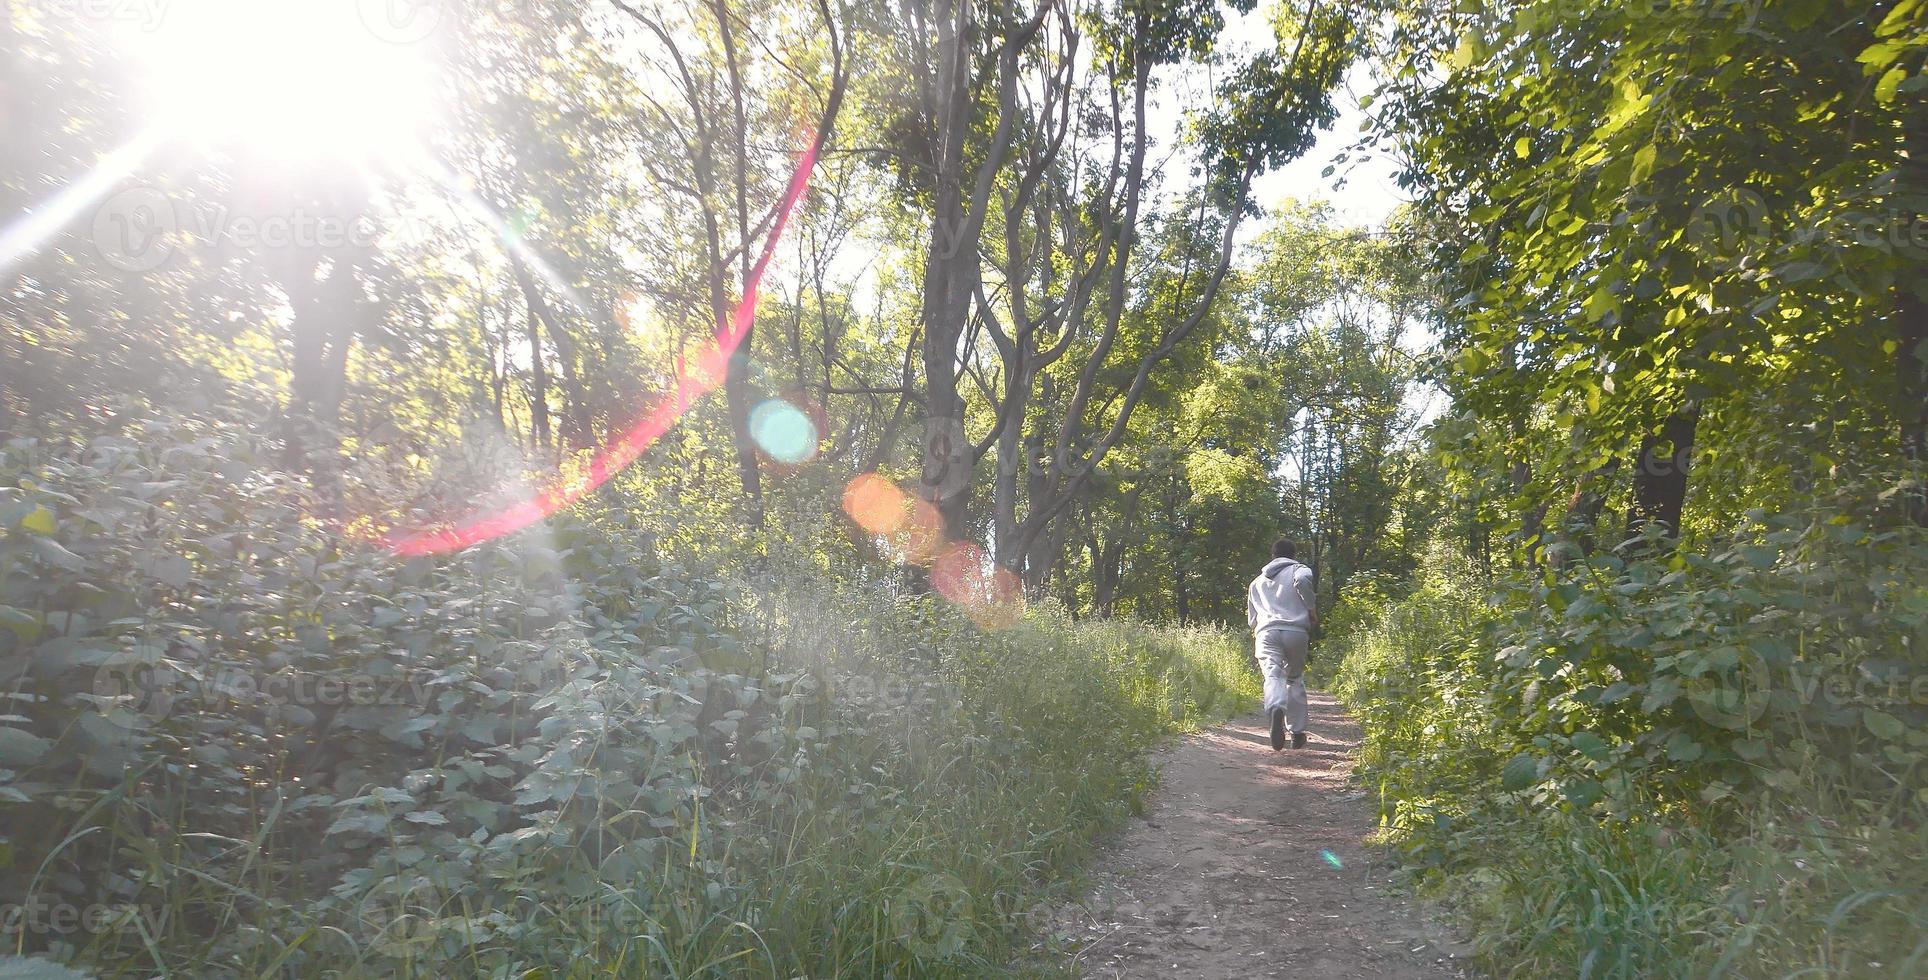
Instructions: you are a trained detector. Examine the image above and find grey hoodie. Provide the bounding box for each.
[1247,558,1316,635]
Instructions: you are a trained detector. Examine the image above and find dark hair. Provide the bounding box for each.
[1271,538,1296,560]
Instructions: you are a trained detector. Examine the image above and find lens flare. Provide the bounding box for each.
[840,473,1025,630]
[0,125,166,275]
[750,398,818,464]
[931,542,1025,629]
[895,498,946,567]
[382,133,824,556]
[842,474,907,535]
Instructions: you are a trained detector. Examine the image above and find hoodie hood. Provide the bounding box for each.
[1250,557,1315,633]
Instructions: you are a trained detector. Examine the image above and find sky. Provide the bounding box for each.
[1140,0,1411,234]
[1255,65,1409,232]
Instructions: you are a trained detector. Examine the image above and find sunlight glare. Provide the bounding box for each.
[125,0,439,164]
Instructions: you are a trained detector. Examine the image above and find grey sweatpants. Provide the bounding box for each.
[1256,628,1309,734]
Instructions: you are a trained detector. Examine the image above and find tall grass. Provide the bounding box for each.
[13,592,1256,979]
[586,581,1261,978]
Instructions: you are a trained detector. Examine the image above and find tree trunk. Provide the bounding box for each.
[1897,94,1928,524]
[280,219,367,510]
[525,297,550,452]
[712,0,765,529]
[917,194,980,539]
[723,350,765,525]
[910,0,1046,540]
[1087,533,1114,618]
[1173,558,1189,624]
[1625,405,1698,544]
[510,258,556,452]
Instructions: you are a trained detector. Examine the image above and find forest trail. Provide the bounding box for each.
[1038,691,1471,978]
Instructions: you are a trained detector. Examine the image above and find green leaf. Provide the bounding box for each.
[1864,709,1905,740]
[1876,0,1925,39]
[0,956,97,980]
[1642,676,1682,713]
[0,727,52,768]
[0,606,40,642]
[1595,681,1634,705]
[1514,137,1531,159]
[31,538,83,571]
[1501,752,1540,790]
[1630,144,1656,184]
[17,506,55,535]
[1562,777,1604,807]
[1584,286,1619,323]
[1876,67,1907,105]
[1858,39,1909,72]
[1570,731,1610,761]
[325,813,391,836]
[1665,731,1703,762]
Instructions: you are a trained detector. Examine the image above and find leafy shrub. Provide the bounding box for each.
[0,413,1257,977]
[1329,502,1928,977]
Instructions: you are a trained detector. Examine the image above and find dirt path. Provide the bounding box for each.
[1036,691,1470,978]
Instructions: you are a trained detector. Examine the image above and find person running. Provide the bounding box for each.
[1247,537,1317,750]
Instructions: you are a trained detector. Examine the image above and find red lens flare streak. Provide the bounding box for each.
[383,136,823,556]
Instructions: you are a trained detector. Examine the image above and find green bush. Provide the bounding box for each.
[1328,506,1928,977]
[0,414,1256,978]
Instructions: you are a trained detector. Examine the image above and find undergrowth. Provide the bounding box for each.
[1324,507,1928,978]
[0,414,1257,978]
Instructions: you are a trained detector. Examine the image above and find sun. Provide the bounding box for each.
[120,0,442,166]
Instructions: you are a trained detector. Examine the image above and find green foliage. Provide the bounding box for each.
[1199,6,1355,199]
[1327,499,1928,977]
[1381,0,1927,541]
[0,414,1254,977]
